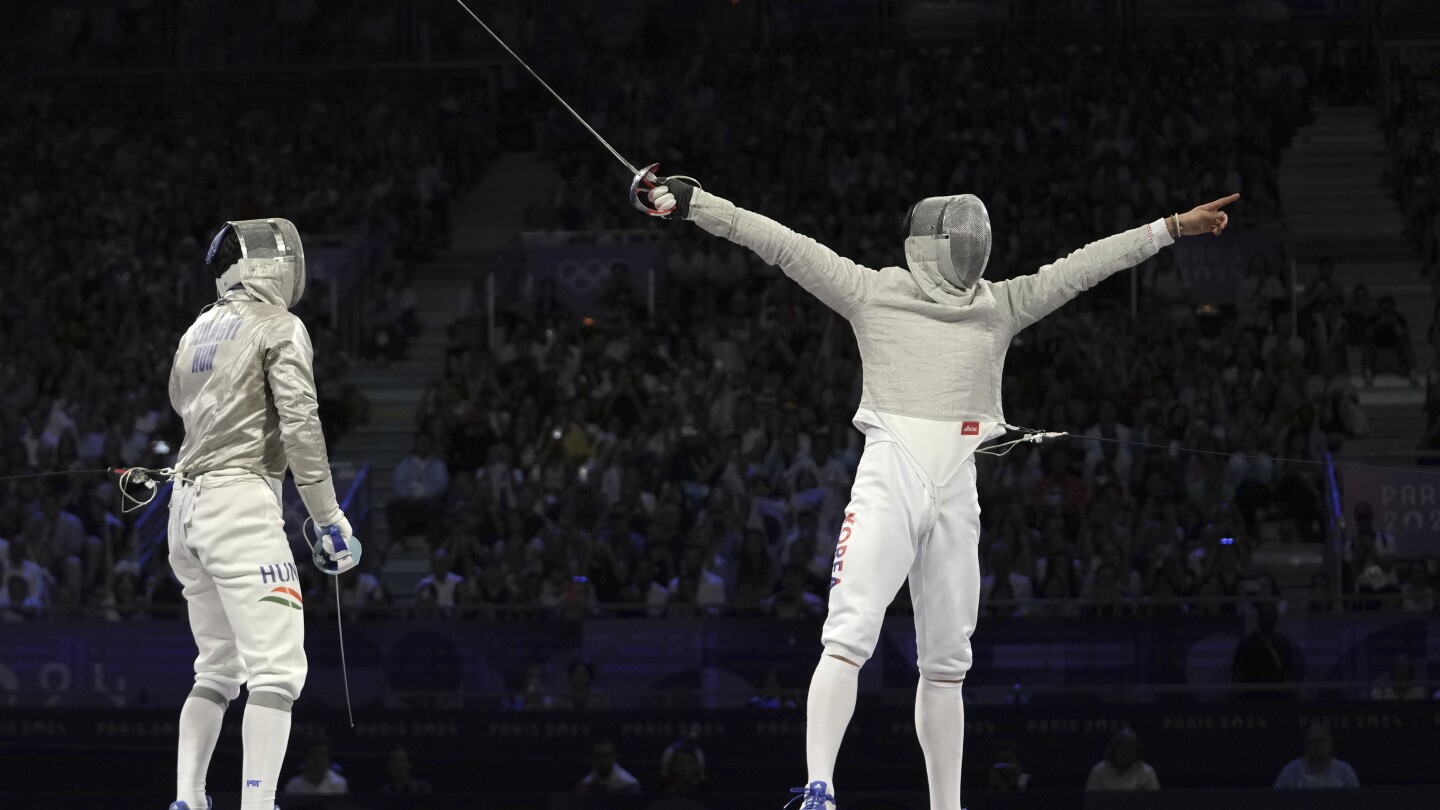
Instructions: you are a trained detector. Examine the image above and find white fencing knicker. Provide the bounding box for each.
[821,413,996,681]
[168,469,307,704]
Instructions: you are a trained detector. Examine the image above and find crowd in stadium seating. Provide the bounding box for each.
[6,32,1439,629]
[0,82,489,618]
[355,34,1440,623]
[1385,53,1440,447]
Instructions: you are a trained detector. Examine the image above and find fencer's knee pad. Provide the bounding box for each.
[189,684,234,709]
[247,690,295,712]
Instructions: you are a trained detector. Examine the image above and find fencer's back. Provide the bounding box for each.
[169,297,297,478]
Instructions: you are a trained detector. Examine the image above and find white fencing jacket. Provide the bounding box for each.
[687,188,1174,484]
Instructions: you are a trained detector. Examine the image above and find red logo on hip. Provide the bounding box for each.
[962,421,980,435]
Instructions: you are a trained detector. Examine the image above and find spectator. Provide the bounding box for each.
[388,433,450,551]
[576,738,642,795]
[556,659,611,710]
[1231,601,1303,699]
[780,510,833,585]
[1029,447,1088,524]
[618,558,671,615]
[1273,725,1360,788]
[284,738,349,796]
[1368,655,1428,701]
[1307,298,1350,379]
[509,664,556,711]
[1401,565,1436,612]
[102,563,151,621]
[763,564,825,619]
[0,535,52,614]
[1354,549,1402,609]
[988,740,1032,792]
[1085,729,1160,791]
[748,668,797,709]
[1,574,42,620]
[415,548,464,619]
[732,528,778,611]
[1297,258,1342,327]
[1193,540,1245,615]
[1361,296,1419,386]
[27,488,98,595]
[1343,283,1377,345]
[660,739,709,796]
[981,541,1034,616]
[669,543,728,610]
[339,551,393,618]
[1237,253,1289,331]
[1081,399,1134,486]
[379,744,434,796]
[1343,501,1396,581]
[1306,571,1335,614]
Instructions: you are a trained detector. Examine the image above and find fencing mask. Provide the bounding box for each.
[205,218,306,309]
[904,195,991,293]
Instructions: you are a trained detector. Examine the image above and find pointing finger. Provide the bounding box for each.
[1201,192,1241,211]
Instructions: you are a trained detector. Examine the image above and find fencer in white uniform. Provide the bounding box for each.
[646,181,1236,809]
[166,218,356,810]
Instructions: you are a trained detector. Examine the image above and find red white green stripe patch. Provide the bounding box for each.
[258,586,303,610]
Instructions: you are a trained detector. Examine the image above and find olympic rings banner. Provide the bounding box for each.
[521,230,667,315]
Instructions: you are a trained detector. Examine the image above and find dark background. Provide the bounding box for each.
[3,1,1440,808]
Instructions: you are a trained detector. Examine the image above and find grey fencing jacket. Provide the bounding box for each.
[169,260,341,525]
[687,188,1173,424]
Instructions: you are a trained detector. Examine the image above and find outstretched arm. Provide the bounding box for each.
[650,180,873,319]
[996,194,1238,331]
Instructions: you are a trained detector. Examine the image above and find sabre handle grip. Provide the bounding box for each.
[312,518,360,575]
[630,163,699,219]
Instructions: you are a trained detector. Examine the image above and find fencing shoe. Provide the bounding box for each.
[785,780,836,808]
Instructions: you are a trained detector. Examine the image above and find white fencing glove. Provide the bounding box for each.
[312,515,360,575]
[648,177,695,220]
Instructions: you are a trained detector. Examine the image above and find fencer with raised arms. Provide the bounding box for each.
[646,180,1236,810]
[166,218,355,810]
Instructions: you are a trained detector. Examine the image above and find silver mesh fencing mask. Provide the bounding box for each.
[206,218,307,308]
[905,194,991,292]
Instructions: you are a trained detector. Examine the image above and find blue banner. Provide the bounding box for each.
[2,615,1436,709]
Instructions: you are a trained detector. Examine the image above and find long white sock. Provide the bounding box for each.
[805,654,860,795]
[915,678,965,810]
[176,690,227,809]
[241,696,293,810]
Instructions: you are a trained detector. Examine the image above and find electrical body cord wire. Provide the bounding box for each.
[978,423,1440,485]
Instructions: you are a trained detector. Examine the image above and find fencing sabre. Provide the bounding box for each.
[447,0,699,215]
